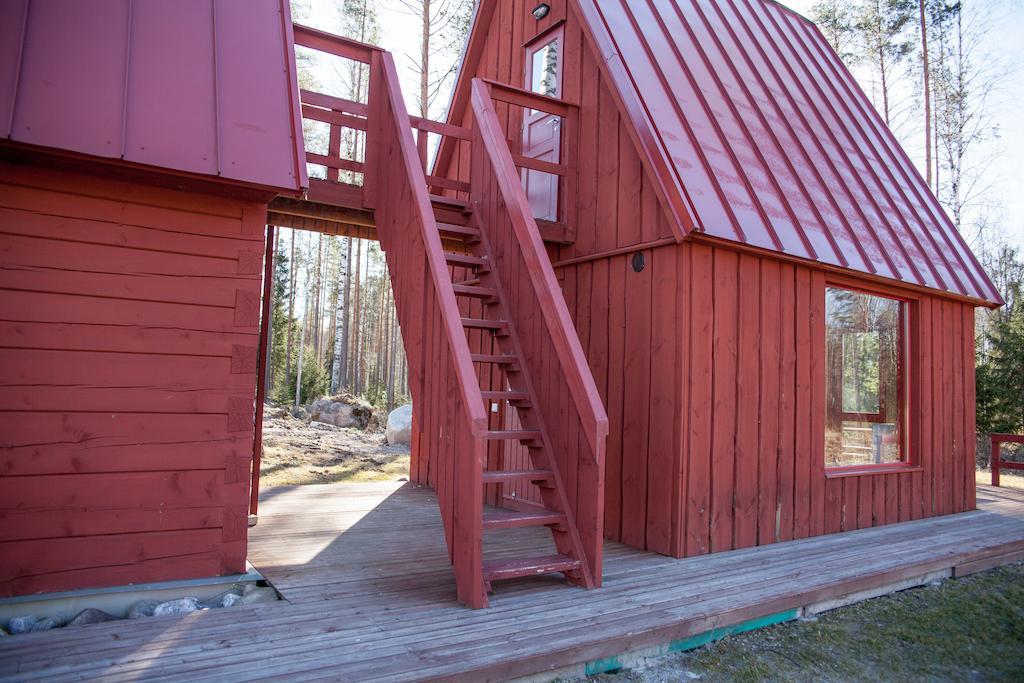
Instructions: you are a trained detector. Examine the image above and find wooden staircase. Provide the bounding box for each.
[277,26,608,608]
[437,204,594,591]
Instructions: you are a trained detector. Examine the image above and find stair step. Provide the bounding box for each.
[452,283,498,299]
[437,221,481,240]
[481,390,529,402]
[430,194,470,212]
[462,318,508,333]
[483,554,582,582]
[471,353,518,365]
[484,429,541,441]
[483,508,566,530]
[481,469,553,484]
[444,252,489,269]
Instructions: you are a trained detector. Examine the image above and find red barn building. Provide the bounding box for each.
[0,0,1001,610]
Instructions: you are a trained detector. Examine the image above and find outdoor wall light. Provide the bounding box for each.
[631,251,646,273]
[532,3,551,20]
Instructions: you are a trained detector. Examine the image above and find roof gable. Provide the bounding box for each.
[573,0,1000,305]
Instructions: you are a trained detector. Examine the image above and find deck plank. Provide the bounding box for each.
[2,482,1022,682]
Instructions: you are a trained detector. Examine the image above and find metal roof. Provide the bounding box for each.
[0,0,307,194]
[573,0,1001,305]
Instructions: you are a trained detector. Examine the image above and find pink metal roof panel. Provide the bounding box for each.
[573,0,1001,305]
[2,0,305,194]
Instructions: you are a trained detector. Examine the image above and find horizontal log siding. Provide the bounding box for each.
[0,162,264,596]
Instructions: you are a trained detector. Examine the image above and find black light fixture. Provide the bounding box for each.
[532,3,551,20]
[631,251,646,273]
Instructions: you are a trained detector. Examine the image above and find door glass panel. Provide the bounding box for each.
[530,37,560,101]
[522,31,562,222]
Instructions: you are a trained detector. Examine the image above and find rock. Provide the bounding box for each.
[308,394,373,429]
[152,597,201,617]
[8,616,58,634]
[67,608,118,627]
[289,405,310,421]
[264,404,290,420]
[240,586,278,605]
[198,585,244,609]
[221,592,244,608]
[29,617,58,632]
[127,600,159,619]
[7,615,37,634]
[385,404,413,446]
[310,420,338,430]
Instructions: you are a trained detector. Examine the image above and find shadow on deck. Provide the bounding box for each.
[2,483,1023,681]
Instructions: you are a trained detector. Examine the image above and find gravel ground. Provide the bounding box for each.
[259,411,410,488]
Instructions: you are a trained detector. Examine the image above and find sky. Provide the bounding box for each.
[297,0,1024,251]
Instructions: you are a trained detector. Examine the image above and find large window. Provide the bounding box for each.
[825,287,907,470]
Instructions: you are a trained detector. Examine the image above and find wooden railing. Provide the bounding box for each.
[479,79,578,241]
[293,25,489,608]
[294,24,473,211]
[369,50,489,609]
[469,78,608,584]
[991,434,1024,486]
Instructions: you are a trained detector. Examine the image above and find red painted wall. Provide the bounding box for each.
[0,161,265,596]
[440,0,979,559]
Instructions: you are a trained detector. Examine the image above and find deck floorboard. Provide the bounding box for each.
[2,483,1022,681]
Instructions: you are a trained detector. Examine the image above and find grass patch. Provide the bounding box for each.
[596,562,1024,682]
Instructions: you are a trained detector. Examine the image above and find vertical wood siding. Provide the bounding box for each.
[442,0,979,559]
[559,239,979,558]
[0,162,263,596]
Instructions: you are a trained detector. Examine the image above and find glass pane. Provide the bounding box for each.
[841,331,880,413]
[825,288,904,468]
[530,38,559,99]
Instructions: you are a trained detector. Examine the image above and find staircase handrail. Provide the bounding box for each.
[469,78,609,458]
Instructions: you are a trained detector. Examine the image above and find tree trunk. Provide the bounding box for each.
[330,239,348,393]
[420,0,431,118]
[312,234,323,360]
[285,229,296,381]
[387,285,399,411]
[919,0,932,190]
[268,228,279,389]
[351,237,363,395]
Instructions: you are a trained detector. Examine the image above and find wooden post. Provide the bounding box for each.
[992,435,1001,487]
[250,224,276,518]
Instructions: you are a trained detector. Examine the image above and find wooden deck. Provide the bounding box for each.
[2,482,1023,682]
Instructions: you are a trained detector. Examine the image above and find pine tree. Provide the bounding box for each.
[811,0,859,62]
[856,0,916,127]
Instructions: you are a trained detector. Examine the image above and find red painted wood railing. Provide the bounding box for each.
[468,78,609,584]
[367,52,489,607]
[292,25,489,607]
[991,434,1024,486]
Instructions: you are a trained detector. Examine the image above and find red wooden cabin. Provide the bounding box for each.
[429,0,1001,565]
[0,0,1001,610]
[0,0,306,597]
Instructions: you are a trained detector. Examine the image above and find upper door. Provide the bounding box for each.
[521,26,563,222]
